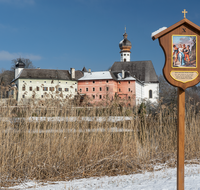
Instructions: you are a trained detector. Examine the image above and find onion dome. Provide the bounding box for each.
[15,59,25,68]
[119,32,132,52]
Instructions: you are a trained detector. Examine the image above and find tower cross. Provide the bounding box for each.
[182,9,188,18]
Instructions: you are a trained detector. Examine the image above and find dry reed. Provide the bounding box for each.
[0,97,200,188]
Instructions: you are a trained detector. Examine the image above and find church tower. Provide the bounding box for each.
[15,59,25,79]
[119,28,132,62]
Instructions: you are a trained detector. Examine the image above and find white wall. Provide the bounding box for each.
[15,68,24,79]
[120,52,130,62]
[135,81,144,105]
[15,78,78,102]
[143,83,159,104]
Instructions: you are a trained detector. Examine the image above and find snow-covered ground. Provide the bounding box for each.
[1,116,132,123]
[7,164,200,190]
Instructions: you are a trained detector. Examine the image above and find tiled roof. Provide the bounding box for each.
[75,70,84,80]
[17,69,71,80]
[111,61,158,83]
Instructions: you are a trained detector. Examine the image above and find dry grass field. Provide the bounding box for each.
[0,97,200,188]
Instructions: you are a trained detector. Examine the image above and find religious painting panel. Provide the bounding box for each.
[172,35,197,68]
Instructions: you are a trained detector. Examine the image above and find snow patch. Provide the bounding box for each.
[7,164,200,189]
[151,27,167,38]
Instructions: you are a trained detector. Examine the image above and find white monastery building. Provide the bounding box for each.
[12,60,83,102]
[8,29,159,105]
[110,30,159,104]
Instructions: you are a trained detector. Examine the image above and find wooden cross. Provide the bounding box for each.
[182,9,188,18]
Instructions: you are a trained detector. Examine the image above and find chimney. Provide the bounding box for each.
[122,70,125,79]
[70,68,75,79]
[88,69,91,73]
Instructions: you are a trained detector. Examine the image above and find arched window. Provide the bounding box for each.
[149,90,152,99]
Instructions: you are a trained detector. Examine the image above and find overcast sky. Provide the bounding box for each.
[0,0,200,76]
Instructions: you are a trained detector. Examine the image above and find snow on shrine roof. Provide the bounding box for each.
[151,27,167,38]
[152,19,200,41]
[78,71,113,80]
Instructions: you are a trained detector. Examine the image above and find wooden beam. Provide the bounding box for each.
[177,87,185,190]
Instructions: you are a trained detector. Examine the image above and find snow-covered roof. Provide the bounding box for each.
[151,27,167,38]
[117,73,135,81]
[78,71,113,80]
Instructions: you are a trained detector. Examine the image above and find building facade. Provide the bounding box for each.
[78,70,143,106]
[12,61,83,102]
[111,30,159,104]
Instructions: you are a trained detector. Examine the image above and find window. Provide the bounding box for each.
[124,59,126,62]
[59,82,61,83]
[41,95,43,98]
[32,95,35,98]
[99,95,102,99]
[93,87,95,91]
[118,81,121,84]
[149,90,152,99]
[119,88,121,92]
[128,81,130,84]
[128,96,131,99]
[66,95,68,98]
[92,95,95,99]
[128,88,131,92]
[66,82,67,84]
[93,81,95,83]
[99,87,102,91]
[65,88,69,92]
[58,88,62,91]
[80,89,82,92]
[22,95,25,98]
[75,88,77,92]
[30,81,32,83]
[127,54,129,56]
[124,54,126,56]
[106,87,109,91]
[106,80,109,83]
[29,87,32,91]
[50,87,55,91]
[86,88,88,92]
[44,81,46,83]
[36,86,39,91]
[43,87,48,91]
[22,86,25,91]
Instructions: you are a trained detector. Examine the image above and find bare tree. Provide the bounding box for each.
[158,74,177,106]
[11,58,35,70]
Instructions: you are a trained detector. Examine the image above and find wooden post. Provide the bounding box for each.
[177,87,185,190]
